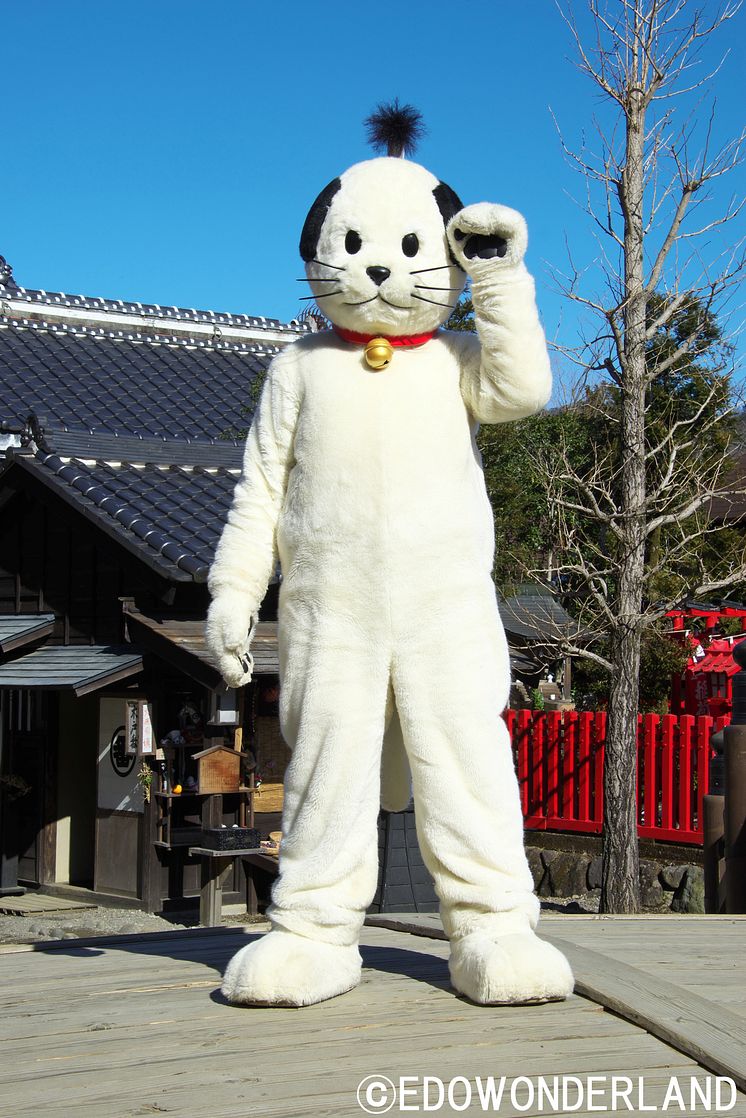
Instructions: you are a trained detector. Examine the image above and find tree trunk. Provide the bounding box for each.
[602,623,642,911]
[601,25,647,913]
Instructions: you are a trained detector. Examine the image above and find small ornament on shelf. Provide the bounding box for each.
[137,761,153,804]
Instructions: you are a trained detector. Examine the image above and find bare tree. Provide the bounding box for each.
[546,0,746,912]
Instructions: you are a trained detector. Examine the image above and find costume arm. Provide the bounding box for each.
[447,203,552,424]
[206,348,301,686]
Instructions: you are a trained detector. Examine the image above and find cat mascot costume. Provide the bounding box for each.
[207,104,573,1008]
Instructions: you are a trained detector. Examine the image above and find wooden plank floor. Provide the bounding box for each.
[0,892,96,916]
[547,914,746,1017]
[1,918,744,1117]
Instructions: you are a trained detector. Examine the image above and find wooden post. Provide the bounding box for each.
[199,795,225,925]
[593,711,606,832]
[660,714,675,833]
[140,792,161,914]
[234,688,245,752]
[678,715,694,835]
[546,712,561,824]
[703,728,725,913]
[563,711,578,825]
[724,639,746,913]
[531,712,545,821]
[578,713,592,825]
[245,852,259,917]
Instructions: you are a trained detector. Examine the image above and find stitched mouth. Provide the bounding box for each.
[343,295,379,307]
[343,293,410,310]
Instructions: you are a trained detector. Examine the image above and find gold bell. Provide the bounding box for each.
[364,337,394,371]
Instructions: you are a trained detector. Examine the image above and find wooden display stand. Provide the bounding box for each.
[185,774,281,925]
[145,701,285,919]
[191,745,241,794]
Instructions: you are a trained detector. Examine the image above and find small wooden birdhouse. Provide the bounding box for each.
[192,744,241,794]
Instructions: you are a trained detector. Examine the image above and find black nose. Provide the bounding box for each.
[366,266,391,286]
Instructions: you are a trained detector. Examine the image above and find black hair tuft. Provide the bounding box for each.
[364,100,426,158]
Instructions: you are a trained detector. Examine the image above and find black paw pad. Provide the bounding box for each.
[463,233,508,260]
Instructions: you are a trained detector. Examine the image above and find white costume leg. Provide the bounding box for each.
[392,575,574,1004]
[222,601,390,1006]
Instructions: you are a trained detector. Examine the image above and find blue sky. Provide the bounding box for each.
[3,2,744,388]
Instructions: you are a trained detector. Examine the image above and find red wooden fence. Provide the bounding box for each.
[504,709,729,845]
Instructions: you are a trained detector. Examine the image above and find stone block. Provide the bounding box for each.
[659,864,687,891]
[671,866,705,914]
[639,860,662,891]
[546,851,590,897]
[587,856,603,891]
[541,849,561,870]
[526,846,545,892]
[641,883,668,910]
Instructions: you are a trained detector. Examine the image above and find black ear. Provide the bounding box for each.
[433,181,464,226]
[433,182,465,270]
[299,178,342,262]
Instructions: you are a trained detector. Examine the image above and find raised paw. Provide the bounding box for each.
[447,203,528,270]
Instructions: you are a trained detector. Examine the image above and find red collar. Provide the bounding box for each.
[333,326,437,348]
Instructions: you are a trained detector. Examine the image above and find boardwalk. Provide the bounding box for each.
[1,914,745,1117]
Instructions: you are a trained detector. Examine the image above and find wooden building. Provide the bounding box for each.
[0,256,581,915]
[0,258,306,910]
[498,589,578,708]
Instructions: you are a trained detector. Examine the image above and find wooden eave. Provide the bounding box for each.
[122,603,279,690]
[0,613,56,656]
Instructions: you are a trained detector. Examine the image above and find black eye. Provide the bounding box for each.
[402,233,419,257]
[345,230,362,254]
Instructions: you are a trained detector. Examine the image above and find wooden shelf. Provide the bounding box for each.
[155,789,249,799]
[188,845,263,858]
[153,785,257,849]
[155,792,203,799]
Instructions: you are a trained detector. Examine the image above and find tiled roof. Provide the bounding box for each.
[0,319,272,440]
[2,437,239,582]
[2,283,305,337]
[0,280,311,587]
[689,637,744,677]
[499,593,578,641]
[0,614,56,655]
[0,644,144,696]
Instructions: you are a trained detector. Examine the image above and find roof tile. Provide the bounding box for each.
[1,321,273,440]
[8,450,238,582]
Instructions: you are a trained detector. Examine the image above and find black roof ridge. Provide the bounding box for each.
[1,282,309,335]
[30,434,244,471]
[0,315,286,356]
[32,417,245,450]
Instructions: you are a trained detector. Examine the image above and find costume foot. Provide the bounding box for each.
[449,928,574,1006]
[221,929,362,1007]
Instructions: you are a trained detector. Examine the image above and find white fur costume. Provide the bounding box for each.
[207,154,573,1007]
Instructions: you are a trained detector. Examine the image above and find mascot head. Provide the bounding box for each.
[299,102,466,337]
